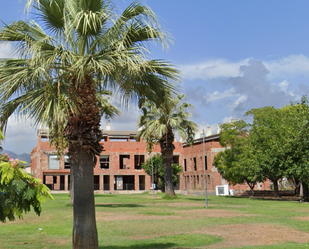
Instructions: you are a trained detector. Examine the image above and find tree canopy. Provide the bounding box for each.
[214,120,264,195]
[142,153,182,191]
[215,97,309,199]
[0,131,52,222]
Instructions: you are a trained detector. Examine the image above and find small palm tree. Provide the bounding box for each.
[137,93,197,197]
[0,0,178,248]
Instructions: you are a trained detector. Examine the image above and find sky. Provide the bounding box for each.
[2,0,309,154]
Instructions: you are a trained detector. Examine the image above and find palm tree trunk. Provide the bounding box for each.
[160,127,175,197]
[164,161,175,196]
[72,151,98,249]
[70,165,74,205]
[64,78,102,248]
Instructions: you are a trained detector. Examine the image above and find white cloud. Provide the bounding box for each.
[0,43,15,58]
[192,60,299,121]
[278,80,289,92]
[101,105,141,131]
[203,88,240,103]
[232,95,248,110]
[179,54,309,83]
[2,116,37,154]
[179,58,250,80]
[265,54,309,80]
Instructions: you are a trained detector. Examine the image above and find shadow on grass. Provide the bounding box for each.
[94,194,117,198]
[185,197,213,202]
[99,242,175,249]
[95,204,145,208]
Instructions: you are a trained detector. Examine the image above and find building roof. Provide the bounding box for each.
[102,130,138,139]
[38,129,139,139]
[38,129,220,143]
[182,133,220,147]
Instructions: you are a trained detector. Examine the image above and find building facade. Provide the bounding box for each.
[31,128,269,194]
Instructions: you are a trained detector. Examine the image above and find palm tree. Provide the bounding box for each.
[0,0,178,248]
[136,93,197,197]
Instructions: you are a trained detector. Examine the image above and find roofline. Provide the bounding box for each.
[37,129,220,143]
[38,129,139,138]
[182,133,220,146]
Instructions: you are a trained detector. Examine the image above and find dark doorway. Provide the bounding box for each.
[60,175,65,190]
[139,175,145,190]
[94,175,100,190]
[123,175,135,190]
[103,175,110,190]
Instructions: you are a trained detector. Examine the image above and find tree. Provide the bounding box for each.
[136,93,197,197]
[213,120,264,195]
[142,153,182,190]
[0,1,178,248]
[246,107,292,197]
[0,155,53,222]
[282,97,309,201]
[0,131,53,222]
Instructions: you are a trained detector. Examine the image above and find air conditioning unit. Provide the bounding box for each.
[216,184,229,196]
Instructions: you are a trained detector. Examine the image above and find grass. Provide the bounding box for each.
[0,193,308,248]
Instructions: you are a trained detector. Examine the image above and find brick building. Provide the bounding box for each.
[31,127,269,194]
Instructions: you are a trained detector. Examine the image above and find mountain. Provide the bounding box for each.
[0,150,31,164]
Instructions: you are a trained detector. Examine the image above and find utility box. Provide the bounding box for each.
[216,184,229,196]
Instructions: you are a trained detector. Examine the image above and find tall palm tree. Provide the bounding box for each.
[136,93,197,197]
[0,0,178,248]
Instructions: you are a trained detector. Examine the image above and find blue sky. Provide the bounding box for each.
[2,0,309,154]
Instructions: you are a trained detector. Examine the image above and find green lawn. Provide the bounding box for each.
[0,193,309,248]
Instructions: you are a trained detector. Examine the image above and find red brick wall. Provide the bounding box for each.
[31,133,270,193]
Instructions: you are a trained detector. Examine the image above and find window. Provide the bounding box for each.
[172,155,179,165]
[49,155,60,170]
[204,156,208,170]
[193,157,197,171]
[64,155,70,169]
[134,155,144,170]
[120,155,130,169]
[100,155,110,169]
[184,159,187,171]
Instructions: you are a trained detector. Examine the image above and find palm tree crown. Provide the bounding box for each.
[137,93,197,196]
[0,0,178,141]
[0,1,179,248]
[137,93,197,146]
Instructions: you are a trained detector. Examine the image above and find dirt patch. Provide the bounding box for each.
[175,209,254,218]
[131,224,309,248]
[195,223,309,248]
[294,216,309,221]
[128,223,309,248]
[153,202,209,207]
[96,209,251,222]
[96,213,184,222]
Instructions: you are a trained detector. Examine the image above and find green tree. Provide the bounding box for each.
[0,1,178,248]
[246,107,291,197]
[142,153,182,190]
[282,97,309,201]
[0,131,53,222]
[136,93,197,197]
[213,120,264,195]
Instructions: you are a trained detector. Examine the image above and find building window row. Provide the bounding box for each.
[48,154,146,170]
[183,156,208,172]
